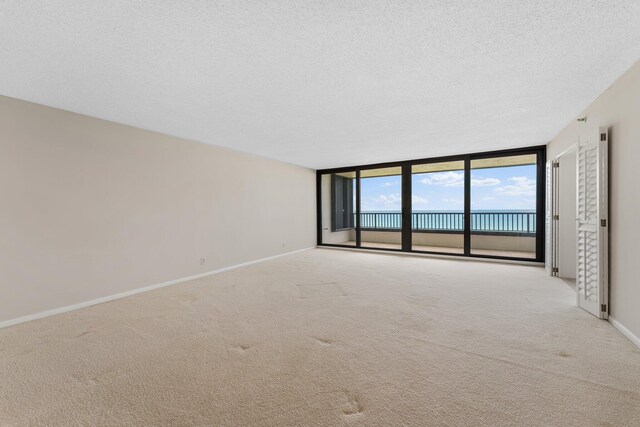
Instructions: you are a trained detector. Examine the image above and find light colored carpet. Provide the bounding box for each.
[1,248,639,426]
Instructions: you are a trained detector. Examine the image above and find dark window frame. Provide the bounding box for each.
[317,145,546,262]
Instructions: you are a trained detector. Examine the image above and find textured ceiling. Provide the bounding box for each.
[1,1,639,169]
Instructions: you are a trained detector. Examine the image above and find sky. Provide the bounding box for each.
[360,165,537,212]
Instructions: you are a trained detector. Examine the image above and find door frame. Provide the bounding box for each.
[546,144,577,276]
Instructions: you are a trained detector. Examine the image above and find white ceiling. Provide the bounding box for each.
[1,1,639,169]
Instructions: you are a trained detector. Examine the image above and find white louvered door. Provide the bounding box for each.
[576,127,608,318]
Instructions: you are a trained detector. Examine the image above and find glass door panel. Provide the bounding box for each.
[320,171,356,246]
[470,154,538,259]
[360,166,402,250]
[411,161,465,254]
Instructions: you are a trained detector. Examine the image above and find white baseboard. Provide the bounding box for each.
[609,316,640,349]
[0,247,314,330]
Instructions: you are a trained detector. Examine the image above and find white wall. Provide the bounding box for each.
[548,60,640,340]
[0,96,316,323]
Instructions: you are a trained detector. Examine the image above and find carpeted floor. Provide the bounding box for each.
[1,248,639,426]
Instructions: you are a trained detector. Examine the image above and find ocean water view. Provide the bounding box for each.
[358,210,536,234]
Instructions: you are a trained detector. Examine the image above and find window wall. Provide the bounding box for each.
[317,146,545,262]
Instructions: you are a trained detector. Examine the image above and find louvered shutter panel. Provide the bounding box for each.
[576,128,608,318]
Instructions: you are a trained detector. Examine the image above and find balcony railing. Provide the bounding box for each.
[358,211,536,235]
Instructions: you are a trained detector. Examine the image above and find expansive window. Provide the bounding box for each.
[317,146,545,261]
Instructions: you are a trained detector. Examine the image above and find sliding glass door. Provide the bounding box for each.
[411,161,465,254]
[470,154,539,259]
[317,146,545,261]
[360,166,403,250]
[319,171,356,246]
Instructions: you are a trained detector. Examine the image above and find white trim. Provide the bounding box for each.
[317,245,543,267]
[554,143,576,160]
[0,247,314,330]
[609,316,640,349]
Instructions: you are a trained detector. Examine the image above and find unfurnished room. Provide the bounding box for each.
[1,1,640,426]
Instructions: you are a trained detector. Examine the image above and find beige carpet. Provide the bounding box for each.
[1,249,639,426]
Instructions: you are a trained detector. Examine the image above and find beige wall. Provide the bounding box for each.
[0,96,316,323]
[548,60,640,339]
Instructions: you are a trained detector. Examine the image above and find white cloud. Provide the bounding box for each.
[412,195,429,208]
[482,196,496,202]
[382,181,400,187]
[495,176,536,197]
[443,198,463,205]
[419,171,463,187]
[419,171,500,187]
[363,193,402,210]
[471,177,501,186]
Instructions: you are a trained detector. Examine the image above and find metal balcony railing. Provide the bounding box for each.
[358,211,536,235]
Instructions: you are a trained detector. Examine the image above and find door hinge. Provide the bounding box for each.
[601,219,607,227]
[553,162,560,168]
[600,132,607,141]
[600,304,607,312]
[553,215,559,220]
[552,267,559,274]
